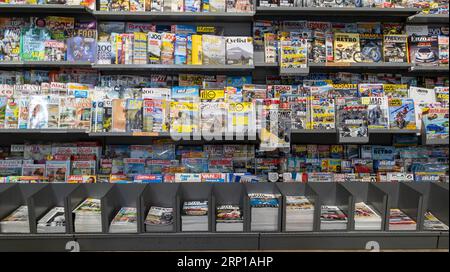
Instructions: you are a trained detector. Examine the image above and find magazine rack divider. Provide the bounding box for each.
[308,182,353,231]
[102,183,147,233]
[27,184,79,234]
[178,183,213,232]
[275,182,320,232]
[212,183,249,232]
[66,183,114,234]
[245,183,283,232]
[374,183,423,231]
[140,183,180,233]
[405,183,449,231]
[0,183,47,233]
[341,182,388,231]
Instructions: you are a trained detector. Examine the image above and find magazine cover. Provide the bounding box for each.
[174,34,188,65]
[132,32,147,64]
[102,99,113,132]
[423,106,449,141]
[4,98,19,129]
[0,160,22,177]
[169,101,200,133]
[383,34,409,63]
[383,84,408,98]
[280,36,308,69]
[46,160,70,183]
[333,33,361,63]
[124,158,146,177]
[47,96,60,129]
[358,83,384,97]
[227,102,254,134]
[202,34,226,65]
[112,99,127,132]
[225,36,254,65]
[336,97,369,141]
[20,27,51,61]
[331,83,359,97]
[125,99,143,132]
[281,94,309,130]
[171,86,200,101]
[263,32,278,64]
[200,102,227,134]
[311,98,335,130]
[226,0,254,12]
[311,31,326,63]
[409,35,439,66]
[161,32,176,65]
[210,0,226,11]
[260,108,291,150]
[143,99,168,133]
[388,98,416,130]
[435,87,449,107]
[359,33,383,63]
[27,96,49,129]
[43,40,66,61]
[73,98,92,131]
[362,96,389,129]
[0,23,22,62]
[438,35,449,65]
[185,0,201,11]
[147,32,161,63]
[66,36,97,63]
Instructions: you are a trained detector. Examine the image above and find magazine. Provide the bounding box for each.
[336,97,369,141]
[202,35,226,65]
[383,34,409,63]
[125,99,143,132]
[145,207,174,225]
[161,32,176,65]
[170,101,200,133]
[281,94,309,130]
[358,83,384,97]
[359,33,383,63]
[264,33,278,64]
[225,36,254,65]
[210,0,226,11]
[143,99,168,133]
[423,106,449,141]
[148,32,162,64]
[112,99,127,132]
[333,33,361,63]
[200,102,227,134]
[46,160,70,182]
[362,96,389,129]
[438,35,449,65]
[383,84,408,98]
[280,36,308,69]
[28,96,49,129]
[388,98,416,130]
[226,0,254,12]
[227,102,254,134]
[311,98,335,130]
[409,35,439,66]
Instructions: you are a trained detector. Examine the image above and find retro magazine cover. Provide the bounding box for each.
[359,33,383,63]
[200,102,227,134]
[311,98,335,130]
[225,37,254,65]
[333,33,361,63]
[388,98,417,130]
[202,35,226,65]
[409,35,439,66]
[383,34,409,63]
[423,105,449,141]
[362,96,389,129]
[336,97,369,141]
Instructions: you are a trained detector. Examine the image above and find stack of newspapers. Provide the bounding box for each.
[37,207,66,233]
[423,212,449,231]
[0,205,30,233]
[389,208,417,231]
[109,207,138,233]
[182,201,209,232]
[354,202,382,231]
[250,193,279,232]
[320,205,348,231]
[216,205,244,232]
[145,206,174,232]
[73,198,102,232]
[285,196,314,231]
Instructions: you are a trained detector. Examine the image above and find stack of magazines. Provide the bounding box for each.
[37,207,66,233]
[285,196,314,232]
[354,202,382,231]
[320,205,348,231]
[182,201,209,232]
[109,207,138,233]
[0,206,30,233]
[73,198,102,233]
[145,206,174,232]
[389,208,417,231]
[216,205,244,232]
[423,212,449,231]
[249,193,279,232]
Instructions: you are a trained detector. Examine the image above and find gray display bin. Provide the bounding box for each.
[179,183,213,232]
[405,182,449,232]
[308,182,353,231]
[374,183,423,231]
[276,182,320,232]
[141,183,180,233]
[341,182,388,231]
[245,183,282,232]
[28,183,79,234]
[103,183,147,233]
[212,183,249,232]
[67,183,114,234]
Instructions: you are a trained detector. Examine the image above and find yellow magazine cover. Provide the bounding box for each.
[227,102,253,134]
[169,101,199,133]
[334,33,361,63]
[200,89,225,101]
[191,34,203,65]
[115,34,123,64]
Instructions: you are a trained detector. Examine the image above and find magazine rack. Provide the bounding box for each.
[102,183,147,233]
[374,183,423,231]
[308,182,353,232]
[178,183,213,232]
[245,183,283,232]
[341,182,388,231]
[141,183,180,233]
[275,182,320,232]
[66,183,114,234]
[212,183,249,232]
[27,183,79,234]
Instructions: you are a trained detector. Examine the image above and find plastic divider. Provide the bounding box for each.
[374,183,423,231]
[308,183,353,231]
[141,183,180,233]
[275,182,320,232]
[67,183,114,234]
[341,182,388,231]
[102,183,147,233]
[178,183,213,232]
[212,183,249,232]
[245,183,282,232]
[0,184,47,233]
[28,184,79,234]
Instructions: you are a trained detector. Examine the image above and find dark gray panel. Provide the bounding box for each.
[0,235,74,252]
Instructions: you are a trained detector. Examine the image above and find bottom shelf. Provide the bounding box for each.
[0,232,447,251]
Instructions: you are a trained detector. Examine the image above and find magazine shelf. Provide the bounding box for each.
[0,234,75,252]
[438,232,449,249]
[212,183,249,232]
[0,61,93,69]
[92,64,255,74]
[407,13,450,24]
[409,65,450,75]
[178,183,213,232]
[92,11,256,22]
[0,4,92,16]
[245,183,283,232]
